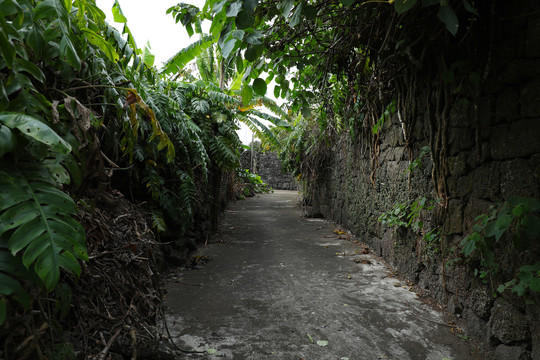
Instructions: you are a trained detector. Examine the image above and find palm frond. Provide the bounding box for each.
[261,97,288,118]
[209,135,239,169]
[161,34,216,75]
[249,109,290,128]
[207,91,240,106]
[245,115,280,147]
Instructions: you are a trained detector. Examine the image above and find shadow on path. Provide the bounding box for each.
[164,191,477,360]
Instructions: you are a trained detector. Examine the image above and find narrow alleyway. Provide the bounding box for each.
[164,191,477,360]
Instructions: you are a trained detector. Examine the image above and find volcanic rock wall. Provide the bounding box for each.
[241,150,297,190]
[305,9,540,359]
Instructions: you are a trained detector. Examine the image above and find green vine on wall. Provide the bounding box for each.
[377,196,441,252]
[460,197,540,300]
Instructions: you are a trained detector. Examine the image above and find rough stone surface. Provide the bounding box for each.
[526,294,540,360]
[521,81,540,118]
[526,18,540,58]
[500,159,538,199]
[494,344,530,360]
[291,9,540,357]
[490,119,540,160]
[446,199,463,234]
[241,150,297,190]
[488,299,531,345]
[463,198,494,232]
[469,288,494,320]
[464,308,489,340]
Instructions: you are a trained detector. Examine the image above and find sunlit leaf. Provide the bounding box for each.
[112,0,127,22]
[81,28,119,62]
[142,43,155,67]
[226,1,242,17]
[241,85,253,105]
[245,30,263,45]
[277,0,294,18]
[221,38,238,59]
[289,3,304,28]
[162,35,215,74]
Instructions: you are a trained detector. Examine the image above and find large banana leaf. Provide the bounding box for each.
[0,167,87,291]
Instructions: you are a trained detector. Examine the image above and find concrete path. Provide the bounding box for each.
[164,191,477,360]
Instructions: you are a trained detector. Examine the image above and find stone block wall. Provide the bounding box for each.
[241,150,297,190]
[304,8,540,359]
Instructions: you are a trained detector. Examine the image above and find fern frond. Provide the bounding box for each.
[249,109,290,128]
[191,98,210,114]
[161,34,216,75]
[244,115,280,147]
[142,167,164,201]
[209,135,239,169]
[261,97,288,118]
[207,91,240,106]
[150,209,166,232]
[177,171,196,220]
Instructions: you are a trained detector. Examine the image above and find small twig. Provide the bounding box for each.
[158,290,206,354]
[130,329,137,360]
[100,150,119,168]
[98,327,122,360]
[407,311,455,328]
[88,250,131,259]
[99,332,106,346]
[114,214,129,222]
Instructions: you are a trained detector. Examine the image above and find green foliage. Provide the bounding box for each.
[378,197,437,231]
[461,197,540,298]
[162,35,216,75]
[378,202,409,228]
[0,167,87,292]
[238,169,272,195]
[497,262,540,300]
[406,146,431,174]
[378,197,440,251]
[0,113,71,155]
[0,0,250,331]
[372,100,397,135]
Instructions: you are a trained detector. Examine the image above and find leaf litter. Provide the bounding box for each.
[0,193,185,359]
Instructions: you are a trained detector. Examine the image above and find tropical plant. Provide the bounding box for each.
[0,0,265,333]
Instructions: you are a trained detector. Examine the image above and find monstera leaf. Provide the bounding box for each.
[0,166,87,292]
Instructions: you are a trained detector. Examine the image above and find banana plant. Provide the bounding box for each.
[164,3,292,146]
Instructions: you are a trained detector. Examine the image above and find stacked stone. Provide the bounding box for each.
[241,150,298,190]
